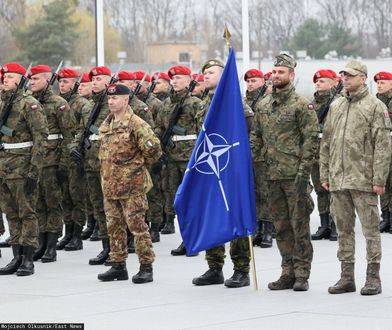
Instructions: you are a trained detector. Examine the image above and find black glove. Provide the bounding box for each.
[151,153,167,175]
[56,167,68,185]
[24,176,37,196]
[294,174,308,194]
[70,149,83,166]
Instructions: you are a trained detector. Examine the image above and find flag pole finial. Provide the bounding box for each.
[223,24,232,60]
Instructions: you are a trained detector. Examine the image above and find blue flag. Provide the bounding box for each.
[174,48,257,255]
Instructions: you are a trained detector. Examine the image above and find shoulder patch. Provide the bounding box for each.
[59,105,67,112]
[145,139,154,148]
[308,103,315,110]
[384,111,389,118]
[31,104,38,111]
[144,107,150,112]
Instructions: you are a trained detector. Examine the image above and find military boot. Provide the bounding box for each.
[329,219,337,241]
[0,245,22,275]
[311,213,331,240]
[81,215,96,240]
[64,224,83,251]
[149,223,160,243]
[89,238,110,265]
[41,233,58,263]
[127,232,135,253]
[192,268,224,286]
[260,221,273,248]
[293,278,309,291]
[224,271,250,288]
[89,221,100,241]
[389,213,392,234]
[0,236,10,248]
[33,232,47,261]
[16,245,35,276]
[171,242,186,256]
[268,275,295,290]
[56,224,73,250]
[252,221,263,246]
[328,262,356,294]
[161,214,175,234]
[380,210,390,233]
[360,263,382,295]
[98,262,128,281]
[132,264,153,284]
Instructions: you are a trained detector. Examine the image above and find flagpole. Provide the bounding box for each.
[248,235,258,290]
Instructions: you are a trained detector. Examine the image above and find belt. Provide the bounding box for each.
[1,141,33,150]
[48,134,63,140]
[318,133,323,139]
[172,134,197,142]
[89,134,99,141]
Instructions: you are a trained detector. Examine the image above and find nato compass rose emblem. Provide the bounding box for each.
[188,126,240,211]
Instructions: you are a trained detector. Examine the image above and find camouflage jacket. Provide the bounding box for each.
[70,90,109,172]
[33,87,71,168]
[155,88,200,162]
[376,89,392,115]
[245,88,261,109]
[129,96,154,128]
[138,91,163,124]
[320,86,391,192]
[0,89,48,179]
[99,107,162,199]
[250,84,318,180]
[154,91,170,102]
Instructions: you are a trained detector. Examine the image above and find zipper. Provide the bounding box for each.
[340,102,351,190]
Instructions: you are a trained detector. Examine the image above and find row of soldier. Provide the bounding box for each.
[0,54,391,293]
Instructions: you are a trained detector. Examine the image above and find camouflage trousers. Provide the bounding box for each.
[331,190,381,263]
[310,162,330,215]
[254,161,270,222]
[206,237,250,272]
[37,166,63,234]
[0,208,5,236]
[380,161,392,212]
[85,188,94,218]
[86,171,107,238]
[165,161,187,216]
[0,178,39,248]
[104,194,155,264]
[268,180,314,279]
[146,167,163,225]
[60,164,87,227]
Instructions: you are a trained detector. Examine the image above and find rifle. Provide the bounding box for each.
[39,60,63,103]
[0,63,32,139]
[317,80,344,124]
[142,72,160,103]
[250,78,271,111]
[160,73,200,151]
[201,88,209,100]
[129,73,147,104]
[65,75,82,102]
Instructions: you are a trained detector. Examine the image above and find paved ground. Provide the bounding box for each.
[1,210,392,330]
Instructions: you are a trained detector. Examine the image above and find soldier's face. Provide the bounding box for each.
[78,82,92,97]
[171,75,191,92]
[2,73,22,91]
[154,79,169,93]
[108,95,129,113]
[272,66,294,89]
[315,78,335,93]
[204,66,223,90]
[117,80,133,90]
[191,81,205,97]
[246,77,264,92]
[31,73,50,92]
[376,80,392,94]
[58,78,76,94]
[92,75,110,93]
[342,72,366,93]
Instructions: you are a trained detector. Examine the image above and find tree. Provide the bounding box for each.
[324,25,360,57]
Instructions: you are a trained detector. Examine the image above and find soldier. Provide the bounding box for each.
[29,65,71,263]
[57,68,91,251]
[97,84,162,283]
[310,70,339,241]
[244,69,273,248]
[263,72,273,95]
[320,60,391,295]
[78,73,93,100]
[374,71,392,233]
[190,73,205,99]
[152,72,171,102]
[70,66,112,265]
[0,62,48,276]
[250,54,318,291]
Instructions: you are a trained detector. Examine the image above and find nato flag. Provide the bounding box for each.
[174,48,257,255]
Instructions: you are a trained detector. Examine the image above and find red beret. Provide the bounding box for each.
[89,66,111,80]
[29,65,52,78]
[134,71,151,82]
[374,71,392,82]
[244,69,263,81]
[151,72,170,82]
[80,73,91,83]
[168,66,191,79]
[313,69,335,83]
[192,73,204,82]
[327,69,338,78]
[1,63,26,82]
[118,71,135,81]
[263,72,272,80]
[57,68,79,80]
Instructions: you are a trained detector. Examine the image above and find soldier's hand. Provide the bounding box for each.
[294,174,308,194]
[24,176,37,196]
[373,185,385,196]
[70,149,83,166]
[151,153,167,175]
[56,167,68,185]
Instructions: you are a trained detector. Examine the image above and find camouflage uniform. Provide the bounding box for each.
[128,96,154,128]
[320,86,391,264]
[154,91,170,102]
[196,93,254,272]
[250,84,318,280]
[98,107,162,264]
[0,89,48,248]
[33,87,71,234]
